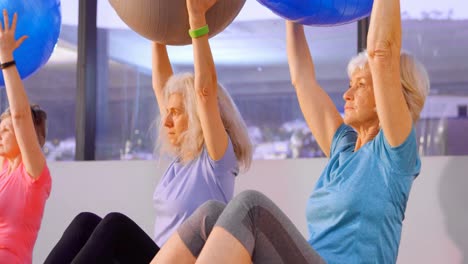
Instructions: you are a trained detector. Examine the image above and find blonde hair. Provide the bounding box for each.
[347,50,430,122]
[156,73,252,171]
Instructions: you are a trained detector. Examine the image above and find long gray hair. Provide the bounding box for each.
[156,73,252,171]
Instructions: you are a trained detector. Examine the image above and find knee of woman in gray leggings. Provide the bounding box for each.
[221,190,272,221]
[216,191,325,264]
[214,190,274,254]
[232,190,269,208]
[178,200,226,257]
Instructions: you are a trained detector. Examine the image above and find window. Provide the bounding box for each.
[96,1,356,160]
[402,0,468,155]
[0,1,78,161]
[28,0,468,160]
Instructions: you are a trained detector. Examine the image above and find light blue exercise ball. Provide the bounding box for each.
[256,0,373,26]
[0,0,61,86]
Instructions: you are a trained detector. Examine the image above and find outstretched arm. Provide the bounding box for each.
[286,21,343,157]
[367,0,411,147]
[187,0,228,160]
[151,42,173,116]
[0,10,45,178]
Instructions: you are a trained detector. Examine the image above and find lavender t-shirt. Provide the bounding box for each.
[153,139,238,246]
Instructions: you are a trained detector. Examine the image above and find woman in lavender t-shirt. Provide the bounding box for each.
[44,3,252,264]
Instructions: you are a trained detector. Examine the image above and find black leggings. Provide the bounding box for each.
[44,212,159,264]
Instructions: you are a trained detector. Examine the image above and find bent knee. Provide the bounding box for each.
[235,190,269,205]
[69,212,101,230]
[102,212,131,224]
[196,200,226,218]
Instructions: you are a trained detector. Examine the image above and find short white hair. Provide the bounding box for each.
[347,50,430,122]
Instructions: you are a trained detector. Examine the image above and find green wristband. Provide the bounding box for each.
[188,25,209,38]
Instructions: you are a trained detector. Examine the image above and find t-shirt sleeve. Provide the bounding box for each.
[375,127,421,176]
[22,163,52,196]
[330,124,357,157]
[206,137,239,177]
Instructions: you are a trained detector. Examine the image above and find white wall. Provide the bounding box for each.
[34,157,468,263]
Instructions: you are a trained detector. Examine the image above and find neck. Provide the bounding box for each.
[354,121,380,151]
[2,155,22,174]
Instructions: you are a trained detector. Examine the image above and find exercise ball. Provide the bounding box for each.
[0,0,61,86]
[109,0,246,45]
[256,0,373,26]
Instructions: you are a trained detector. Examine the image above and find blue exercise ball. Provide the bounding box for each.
[256,0,373,26]
[0,0,61,86]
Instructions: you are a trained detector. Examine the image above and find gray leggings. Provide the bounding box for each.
[178,190,326,264]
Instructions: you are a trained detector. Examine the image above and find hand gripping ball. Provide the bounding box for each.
[109,0,246,45]
[256,0,373,26]
[0,0,62,86]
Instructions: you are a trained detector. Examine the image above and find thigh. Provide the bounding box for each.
[216,190,325,264]
[110,213,159,263]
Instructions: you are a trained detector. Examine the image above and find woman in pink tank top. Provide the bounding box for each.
[0,10,52,264]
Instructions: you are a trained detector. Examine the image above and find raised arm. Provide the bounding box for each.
[367,0,411,147]
[186,0,228,160]
[0,10,45,178]
[151,42,173,116]
[286,21,343,157]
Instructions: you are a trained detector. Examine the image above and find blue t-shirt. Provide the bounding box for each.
[307,124,420,264]
[153,139,238,246]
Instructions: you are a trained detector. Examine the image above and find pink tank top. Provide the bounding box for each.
[0,161,51,264]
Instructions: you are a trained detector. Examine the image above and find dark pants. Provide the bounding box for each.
[44,212,159,264]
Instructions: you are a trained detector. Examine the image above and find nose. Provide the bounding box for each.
[164,113,173,128]
[343,86,354,101]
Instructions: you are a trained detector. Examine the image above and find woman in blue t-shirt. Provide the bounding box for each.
[44,0,252,263]
[151,0,430,263]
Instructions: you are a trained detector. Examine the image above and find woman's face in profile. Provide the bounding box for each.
[164,92,189,147]
[343,68,378,128]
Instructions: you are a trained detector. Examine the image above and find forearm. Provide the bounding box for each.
[151,42,173,113]
[189,13,217,97]
[286,21,317,87]
[1,53,31,117]
[367,0,402,58]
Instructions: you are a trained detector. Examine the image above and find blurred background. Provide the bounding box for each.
[3,0,467,161]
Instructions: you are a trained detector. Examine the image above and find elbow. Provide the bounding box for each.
[290,77,298,88]
[367,40,399,63]
[195,72,218,99]
[290,75,317,91]
[9,108,30,121]
[290,73,304,89]
[291,74,300,87]
[367,41,392,59]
